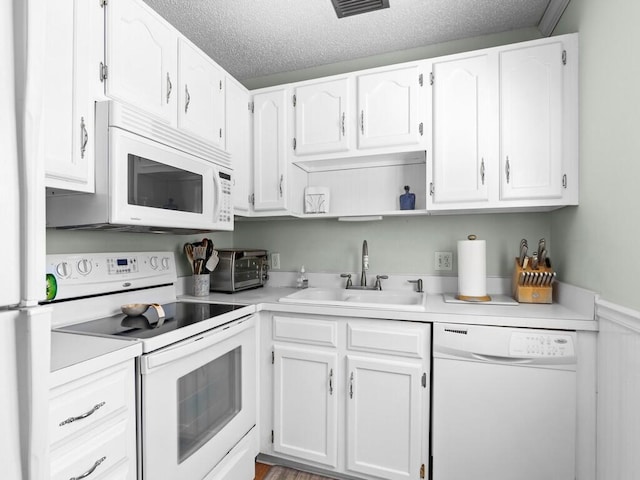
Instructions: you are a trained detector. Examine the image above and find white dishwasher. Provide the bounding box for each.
[431,323,577,480]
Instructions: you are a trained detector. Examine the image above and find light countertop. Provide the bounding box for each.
[50,331,142,387]
[179,283,598,331]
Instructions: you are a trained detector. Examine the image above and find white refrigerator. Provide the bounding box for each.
[2,0,51,479]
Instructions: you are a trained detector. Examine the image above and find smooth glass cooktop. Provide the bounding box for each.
[56,302,247,340]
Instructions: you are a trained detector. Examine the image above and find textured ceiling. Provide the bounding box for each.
[142,0,557,82]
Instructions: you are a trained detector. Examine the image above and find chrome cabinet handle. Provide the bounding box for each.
[329,368,334,395]
[480,158,485,185]
[69,456,106,480]
[59,401,106,426]
[279,174,283,197]
[341,112,345,136]
[80,117,88,159]
[349,372,354,399]
[505,156,511,184]
[360,110,364,135]
[166,72,172,103]
[185,85,191,113]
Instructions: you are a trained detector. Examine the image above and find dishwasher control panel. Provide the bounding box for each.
[509,332,575,358]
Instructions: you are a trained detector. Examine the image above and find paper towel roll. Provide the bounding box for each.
[457,236,490,301]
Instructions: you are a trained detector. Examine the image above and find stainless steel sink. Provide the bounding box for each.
[279,288,426,312]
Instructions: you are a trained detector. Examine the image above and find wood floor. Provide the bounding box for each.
[255,462,272,480]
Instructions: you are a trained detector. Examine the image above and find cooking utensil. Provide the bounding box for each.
[184,243,195,273]
[206,249,219,272]
[531,252,539,270]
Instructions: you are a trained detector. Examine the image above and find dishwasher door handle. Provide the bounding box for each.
[471,353,533,364]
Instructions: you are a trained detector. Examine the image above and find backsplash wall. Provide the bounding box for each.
[233,213,551,277]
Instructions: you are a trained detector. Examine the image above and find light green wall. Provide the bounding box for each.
[234,214,550,276]
[550,0,640,310]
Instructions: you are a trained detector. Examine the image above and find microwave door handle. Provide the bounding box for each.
[213,170,222,222]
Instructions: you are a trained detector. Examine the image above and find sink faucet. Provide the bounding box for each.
[361,240,369,287]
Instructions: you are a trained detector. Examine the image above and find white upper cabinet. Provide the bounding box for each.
[227,79,252,213]
[357,65,424,150]
[178,38,225,147]
[428,53,496,209]
[253,89,288,211]
[105,0,177,125]
[104,0,231,147]
[44,0,101,193]
[500,40,566,201]
[426,34,578,213]
[293,78,350,156]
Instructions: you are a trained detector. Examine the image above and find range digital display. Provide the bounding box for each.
[117,259,128,266]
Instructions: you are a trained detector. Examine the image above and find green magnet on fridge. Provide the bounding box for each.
[46,274,57,301]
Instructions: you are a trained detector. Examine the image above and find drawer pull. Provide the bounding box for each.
[59,401,106,426]
[69,456,106,480]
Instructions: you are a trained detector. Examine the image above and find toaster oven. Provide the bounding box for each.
[210,249,268,292]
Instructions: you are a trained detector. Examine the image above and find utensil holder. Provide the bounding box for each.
[193,274,210,296]
[512,258,554,304]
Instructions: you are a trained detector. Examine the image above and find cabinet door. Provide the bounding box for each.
[293,78,350,156]
[253,90,288,211]
[345,355,424,480]
[357,65,423,150]
[273,345,338,467]
[43,0,99,193]
[227,80,251,212]
[500,41,564,201]
[178,38,225,146]
[429,53,495,208]
[105,0,177,124]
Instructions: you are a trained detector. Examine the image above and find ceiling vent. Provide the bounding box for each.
[331,0,390,18]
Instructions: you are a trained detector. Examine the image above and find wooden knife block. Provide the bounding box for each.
[512,258,554,304]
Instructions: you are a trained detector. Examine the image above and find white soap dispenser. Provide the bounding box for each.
[296,265,308,289]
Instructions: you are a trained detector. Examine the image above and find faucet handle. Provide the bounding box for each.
[340,273,353,289]
[408,278,423,293]
[374,275,388,290]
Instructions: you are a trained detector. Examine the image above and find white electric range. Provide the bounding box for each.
[46,251,257,480]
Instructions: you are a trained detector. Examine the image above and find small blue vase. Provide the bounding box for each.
[399,185,415,210]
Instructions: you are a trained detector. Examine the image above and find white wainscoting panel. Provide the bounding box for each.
[596,299,640,480]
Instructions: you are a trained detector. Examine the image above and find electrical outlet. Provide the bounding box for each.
[271,253,281,270]
[435,252,453,271]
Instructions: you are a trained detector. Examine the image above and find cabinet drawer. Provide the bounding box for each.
[347,322,427,358]
[273,315,337,347]
[50,363,129,445]
[50,417,130,480]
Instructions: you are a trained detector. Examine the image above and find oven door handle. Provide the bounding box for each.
[141,315,254,373]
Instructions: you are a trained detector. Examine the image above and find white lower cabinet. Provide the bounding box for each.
[273,345,338,467]
[50,360,137,480]
[264,313,431,480]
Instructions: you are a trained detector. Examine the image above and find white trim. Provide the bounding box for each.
[538,0,572,36]
[596,299,640,334]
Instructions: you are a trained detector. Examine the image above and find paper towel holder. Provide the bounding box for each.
[455,234,492,302]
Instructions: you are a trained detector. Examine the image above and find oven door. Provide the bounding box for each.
[139,315,256,480]
[110,127,223,230]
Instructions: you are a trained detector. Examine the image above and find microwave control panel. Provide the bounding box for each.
[219,171,233,224]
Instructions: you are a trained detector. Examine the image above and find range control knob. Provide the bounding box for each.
[56,262,71,278]
[161,257,170,270]
[76,259,92,275]
[149,256,159,270]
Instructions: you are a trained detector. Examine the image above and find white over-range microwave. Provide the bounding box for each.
[47,101,233,233]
